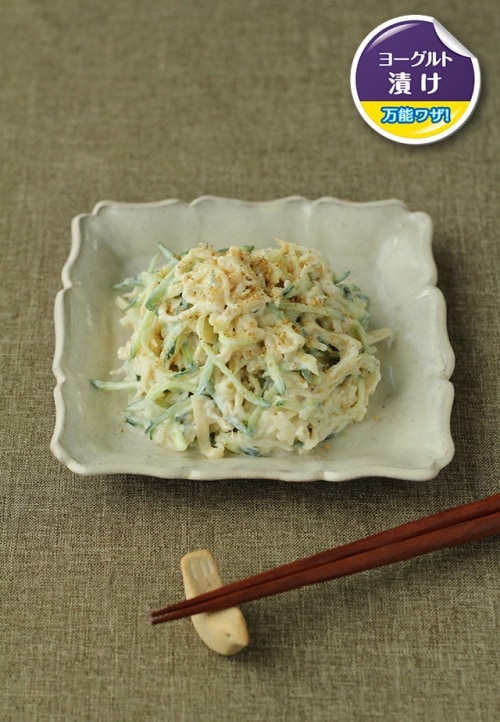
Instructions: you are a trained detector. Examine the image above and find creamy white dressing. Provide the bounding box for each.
[98,240,392,458]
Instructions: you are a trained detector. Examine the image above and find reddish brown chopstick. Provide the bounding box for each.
[151,493,500,625]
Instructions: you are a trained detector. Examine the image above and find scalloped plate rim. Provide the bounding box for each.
[51,195,455,482]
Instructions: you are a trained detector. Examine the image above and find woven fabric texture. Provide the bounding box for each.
[1,1,498,720]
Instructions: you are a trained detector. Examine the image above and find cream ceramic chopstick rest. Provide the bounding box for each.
[180,549,250,656]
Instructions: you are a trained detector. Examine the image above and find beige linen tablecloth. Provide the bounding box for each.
[1,1,498,720]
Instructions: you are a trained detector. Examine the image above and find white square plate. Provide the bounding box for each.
[51,196,455,481]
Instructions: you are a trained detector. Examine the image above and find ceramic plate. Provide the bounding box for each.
[51,196,455,481]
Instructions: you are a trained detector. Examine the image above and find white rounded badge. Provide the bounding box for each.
[351,15,481,144]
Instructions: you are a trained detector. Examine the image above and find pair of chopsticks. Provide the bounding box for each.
[151,492,500,625]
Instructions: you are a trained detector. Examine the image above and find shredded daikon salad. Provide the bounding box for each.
[92,240,392,458]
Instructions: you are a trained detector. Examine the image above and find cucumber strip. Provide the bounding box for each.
[334,270,351,284]
[112,276,142,290]
[90,379,139,391]
[158,242,178,263]
[147,252,160,272]
[145,376,197,402]
[172,365,198,378]
[166,422,189,451]
[279,299,344,320]
[282,273,313,298]
[144,266,177,311]
[265,350,286,394]
[240,446,261,456]
[129,309,157,359]
[200,340,271,409]
[180,340,196,370]
[195,359,215,396]
[145,399,191,438]
[226,415,252,436]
